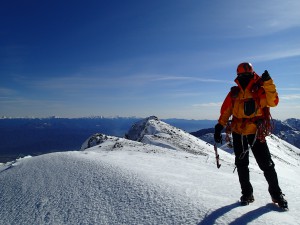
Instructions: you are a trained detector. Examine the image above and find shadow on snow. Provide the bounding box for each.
[198,202,283,225]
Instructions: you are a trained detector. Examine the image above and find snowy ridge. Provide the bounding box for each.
[266,135,300,167]
[277,118,300,149]
[0,117,300,224]
[126,116,212,156]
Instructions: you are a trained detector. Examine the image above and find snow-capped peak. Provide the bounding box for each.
[125,116,218,156]
[125,115,159,141]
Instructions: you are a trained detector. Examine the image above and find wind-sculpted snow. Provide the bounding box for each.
[1,117,300,224]
[0,152,205,224]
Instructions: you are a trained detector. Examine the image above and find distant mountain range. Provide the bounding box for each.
[191,118,300,149]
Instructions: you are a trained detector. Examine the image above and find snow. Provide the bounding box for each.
[0,117,300,224]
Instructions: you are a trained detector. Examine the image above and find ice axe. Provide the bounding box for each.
[214,143,221,169]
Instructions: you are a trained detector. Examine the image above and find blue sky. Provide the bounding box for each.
[1,0,300,119]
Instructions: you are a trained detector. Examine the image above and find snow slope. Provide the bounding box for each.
[0,117,300,225]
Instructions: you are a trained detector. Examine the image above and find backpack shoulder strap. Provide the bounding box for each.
[230,86,240,106]
[230,86,240,98]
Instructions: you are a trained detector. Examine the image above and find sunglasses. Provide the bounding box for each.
[237,72,254,77]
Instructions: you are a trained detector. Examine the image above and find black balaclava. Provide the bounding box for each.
[237,73,254,90]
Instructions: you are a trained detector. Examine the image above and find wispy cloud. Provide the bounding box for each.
[151,75,232,84]
[0,95,64,106]
[224,0,300,37]
[193,102,222,107]
[0,88,18,96]
[280,94,300,100]
[17,75,132,91]
[249,48,300,62]
[18,72,234,92]
[278,88,300,91]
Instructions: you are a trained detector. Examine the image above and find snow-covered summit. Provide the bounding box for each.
[81,116,300,169]
[1,116,300,224]
[125,115,160,141]
[125,116,213,156]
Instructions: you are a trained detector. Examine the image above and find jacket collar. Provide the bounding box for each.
[234,72,261,92]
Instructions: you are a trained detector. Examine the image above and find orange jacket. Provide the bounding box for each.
[218,73,279,135]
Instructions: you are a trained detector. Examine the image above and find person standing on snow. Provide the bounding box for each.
[214,62,288,209]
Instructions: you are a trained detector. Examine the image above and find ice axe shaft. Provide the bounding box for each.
[214,143,221,169]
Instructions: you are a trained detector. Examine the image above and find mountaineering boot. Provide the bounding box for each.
[240,194,254,206]
[272,193,288,210]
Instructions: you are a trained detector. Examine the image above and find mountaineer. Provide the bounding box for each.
[214,62,288,209]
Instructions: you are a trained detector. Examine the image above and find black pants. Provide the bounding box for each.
[232,132,282,197]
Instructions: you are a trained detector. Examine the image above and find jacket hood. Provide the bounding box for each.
[235,72,261,91]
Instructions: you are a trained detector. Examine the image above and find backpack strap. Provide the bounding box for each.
[230,86,240,107]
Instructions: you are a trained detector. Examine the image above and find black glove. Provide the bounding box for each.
[214,123,223,143]
[261,70,271,81]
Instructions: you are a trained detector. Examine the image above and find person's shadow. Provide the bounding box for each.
[197,202,282,225]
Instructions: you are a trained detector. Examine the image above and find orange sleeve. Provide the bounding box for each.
[218,92,233,126]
